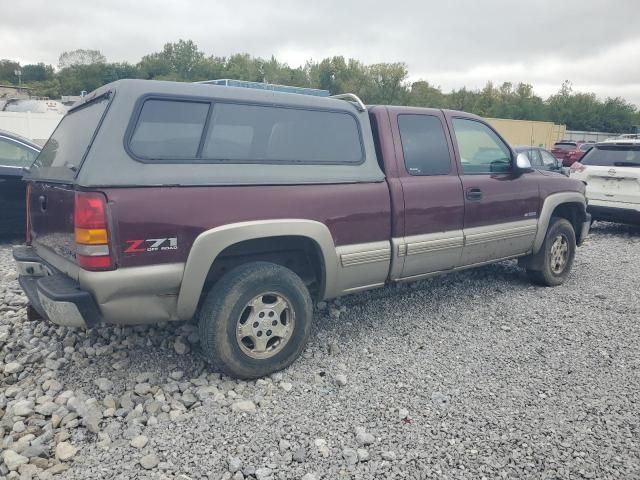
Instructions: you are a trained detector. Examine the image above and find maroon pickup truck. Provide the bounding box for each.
[14,80,590,378]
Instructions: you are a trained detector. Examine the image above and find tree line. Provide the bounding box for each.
[1,40,638,132]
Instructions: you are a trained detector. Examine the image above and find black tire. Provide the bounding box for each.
[527,217,576,286]
[198,261,313,379]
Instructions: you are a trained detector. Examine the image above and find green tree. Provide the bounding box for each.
[0,59,21,84]
[407,81,448,108]
[21,63,55,82]
[365,62,408,104]
[58,49,106,68]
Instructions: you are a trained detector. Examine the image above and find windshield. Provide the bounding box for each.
[553,143,577,150]
[581,145,640,168]
[27,95,110,182]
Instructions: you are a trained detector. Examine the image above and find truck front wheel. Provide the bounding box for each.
[526,217,576,286]
[198,261,313,379]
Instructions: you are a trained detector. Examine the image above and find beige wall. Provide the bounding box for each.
[486,118,566,150]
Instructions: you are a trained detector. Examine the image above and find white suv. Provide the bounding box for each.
[570,139,640,224]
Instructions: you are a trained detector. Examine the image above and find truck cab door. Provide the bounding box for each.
[388,109,465,280]
[446,115,539,266]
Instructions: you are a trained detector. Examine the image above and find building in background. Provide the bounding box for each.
[0,85,71,145]
[486,118,566,149]
[561,130,622,143]
[0,84,30,100]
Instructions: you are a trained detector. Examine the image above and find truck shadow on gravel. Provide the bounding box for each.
[590,221,640,237]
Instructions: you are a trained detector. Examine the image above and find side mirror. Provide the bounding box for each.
[554,158,563,169]
[515,152,533,172]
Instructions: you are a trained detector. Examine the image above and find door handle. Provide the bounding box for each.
[39,195,47,211]
[465,188,482,201]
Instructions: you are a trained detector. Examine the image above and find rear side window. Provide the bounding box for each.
[29,96,110,182]
[129,100,209,159]
[129,98,363,164]
[202,103,362,164]
[397,114,451,175]
[581,146,640,168]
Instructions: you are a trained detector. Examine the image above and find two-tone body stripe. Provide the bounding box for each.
[340,248,391,267]
[464,222,537,247]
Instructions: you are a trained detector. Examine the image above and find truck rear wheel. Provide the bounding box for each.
[526,217,576,286]
[198,261,313,379]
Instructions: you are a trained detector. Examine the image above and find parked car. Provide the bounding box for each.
[14,79,591,378]
[551,141,593,166]
[513,145,569,175]
[570,139,640,224]
[0,129,40,237]
[609,134,640,141]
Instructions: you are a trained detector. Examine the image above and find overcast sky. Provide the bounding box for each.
[3,0,640,104]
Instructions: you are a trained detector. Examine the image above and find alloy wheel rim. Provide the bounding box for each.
[236,292,295,359]
[549,234,569,274]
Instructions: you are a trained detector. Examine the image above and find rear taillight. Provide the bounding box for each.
[74,191,113,270]
[570,162,586,174]
[25,183,32,244]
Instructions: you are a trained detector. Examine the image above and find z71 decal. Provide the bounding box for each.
[124,237,178,253]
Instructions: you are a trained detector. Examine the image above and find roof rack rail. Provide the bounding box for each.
[329,93,366,112]
[199,79,331,97]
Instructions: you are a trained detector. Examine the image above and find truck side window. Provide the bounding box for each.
[202,103,363,164]
[452,118,511,174]
[397,114,451,176]
[130,99,209,159]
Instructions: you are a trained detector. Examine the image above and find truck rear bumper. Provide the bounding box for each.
[14,245,186,327]
[14,246,100,328]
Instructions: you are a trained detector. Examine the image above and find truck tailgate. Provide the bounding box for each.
[29,182,77,264]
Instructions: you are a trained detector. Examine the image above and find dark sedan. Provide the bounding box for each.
[0,130,40,237]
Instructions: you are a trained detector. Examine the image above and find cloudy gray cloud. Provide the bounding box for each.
[3,0,639,104]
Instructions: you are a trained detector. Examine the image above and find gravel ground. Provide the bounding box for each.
[1,222,639,480]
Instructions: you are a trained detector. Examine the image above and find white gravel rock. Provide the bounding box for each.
[230,400,256,413]
[342,447,358,465]
[335,374,348,386]
[381,450,397,461]
[278,439,291,453]
[55,442,78,461]
[12,400,34,417]
[3,361,23,374]
[2,450,28,471]
[255,467,273,480]
[140,453,159,470]
[280,382,293,392]
[355,429,375,446]
[130,435,149,449]
[228,456,242,473]
[357,448,370,462]
[94,377,114,392]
